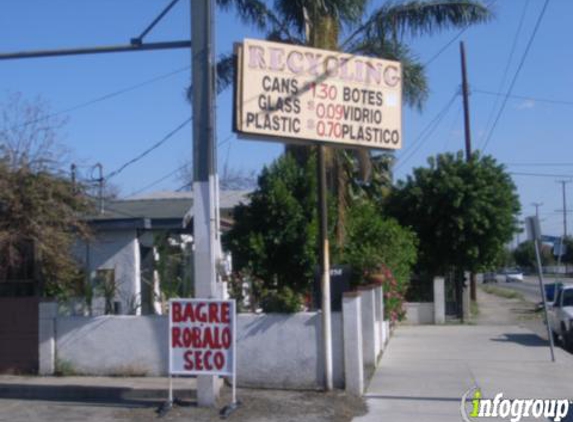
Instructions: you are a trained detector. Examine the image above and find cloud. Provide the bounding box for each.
[516,99,535,110]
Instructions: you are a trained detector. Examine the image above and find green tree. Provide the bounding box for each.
[217,0,493,245]
[514,240,555,271]
[0,94,91,298]
[0,162,91,297]
[224,154,318,311]
[386,152,521,277]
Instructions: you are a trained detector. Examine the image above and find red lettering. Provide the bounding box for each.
[222,327,231,349]
[195,351,204,370]
[172,327,183,347]
[204,351,213,371]
[183,303,194,322]
[192,327,202,348]
[172,303,182,322]
[196,304,207,323]
[213,352,225,370]
[208,303,220,323]
[221,303,230,324]
[203,327,217,349]
[183,350,194,370]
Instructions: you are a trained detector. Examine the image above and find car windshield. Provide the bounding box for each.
[563,290,573,307]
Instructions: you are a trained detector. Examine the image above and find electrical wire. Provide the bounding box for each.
[481,0,551,153]
[19,65,190,128]
[128,164,187,197]
[423,0,498,66]
[479,0,530,145]
[507,163,573,167]
[442,104,463,151]
[395,92,458,171]
[106,116,191,180]
[474,89,573,107]
[509,172,573,178]
[126,133,235,196]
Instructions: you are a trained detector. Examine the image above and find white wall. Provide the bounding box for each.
[57,316,167,375]
[53,312,345,389]
[73,230,141,315]
[236,312,344,389]
[404,302,435,325]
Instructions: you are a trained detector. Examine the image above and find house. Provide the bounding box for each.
[72,190,249,315]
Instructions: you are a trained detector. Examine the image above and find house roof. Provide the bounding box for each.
[85,190,250,230]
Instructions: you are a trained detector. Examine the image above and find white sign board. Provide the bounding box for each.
[169,299,236,376]
[235,38,402,150]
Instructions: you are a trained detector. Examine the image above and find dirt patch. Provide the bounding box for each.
[115,386,367,422]
[475,285,545,338]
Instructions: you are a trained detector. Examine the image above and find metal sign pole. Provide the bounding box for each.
[318,145,333,391]
[527,216,556,362]
[534,239,556,362]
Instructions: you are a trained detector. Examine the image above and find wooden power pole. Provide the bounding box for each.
[460,41,477,302]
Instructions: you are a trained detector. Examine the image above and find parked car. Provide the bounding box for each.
[548,284,573,350]
[499,267,523,283]
[482,272,499,283]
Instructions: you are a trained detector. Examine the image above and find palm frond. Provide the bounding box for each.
[273,0,367,39]
[216,0,272,31]
[343,0,492,48]
[350,40,428,110]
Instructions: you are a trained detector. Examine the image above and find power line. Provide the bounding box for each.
[510,172,573,178]
[128,164,187,197]
[395,92,458,171]
[106,116,191,180]
[423,0,498,66]
[507,162,573,167]
[19,65,190,127]
[479,0,530,145]
[481,0,551,152]
[474,89,573,107]
[127,133,235,196]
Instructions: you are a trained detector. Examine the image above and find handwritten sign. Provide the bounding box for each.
[169,299,236,376]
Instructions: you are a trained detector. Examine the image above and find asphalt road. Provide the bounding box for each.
[485,275,572,303]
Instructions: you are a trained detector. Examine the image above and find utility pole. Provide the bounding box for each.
[71,163,77,194]
[557,180,571,238]
[531,202,543,220]
[92,163,105,214]
[460,41,472,162]
[460,41,476,302]
[192,0,222,407]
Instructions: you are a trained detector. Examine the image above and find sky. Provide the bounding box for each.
[1,0,572,241]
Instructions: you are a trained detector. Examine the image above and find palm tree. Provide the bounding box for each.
[216,0,493,244]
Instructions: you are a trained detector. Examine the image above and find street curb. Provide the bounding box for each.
[0,382,196,403]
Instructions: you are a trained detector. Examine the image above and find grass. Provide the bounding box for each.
[54,358,77,377]
[482,285,524,300]
[470,300,480,317]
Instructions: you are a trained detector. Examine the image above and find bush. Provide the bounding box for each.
[260,286,303,313]
[341,200,417,322]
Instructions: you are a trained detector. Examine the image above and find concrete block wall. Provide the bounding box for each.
[39,288,389,395]
[404,277,446,325]
[39,312,346,389]
[342,285,388,395]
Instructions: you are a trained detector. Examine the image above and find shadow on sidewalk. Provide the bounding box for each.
[490,333,548,347]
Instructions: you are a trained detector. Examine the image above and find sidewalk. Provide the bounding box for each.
[354,303,573,421]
